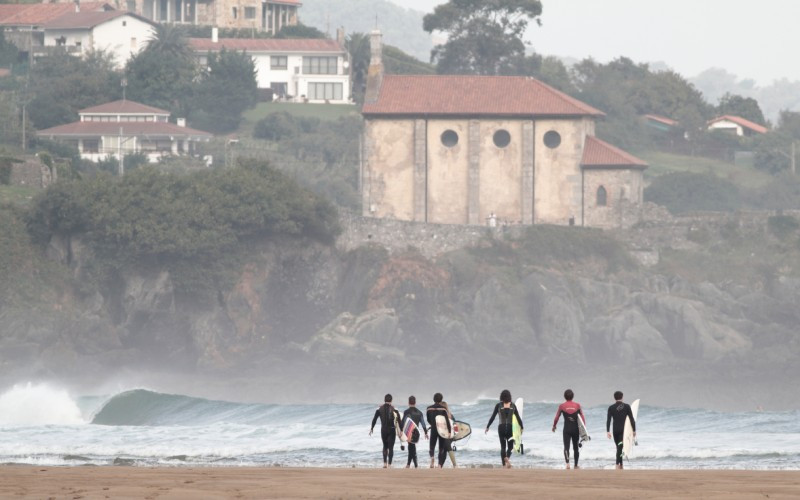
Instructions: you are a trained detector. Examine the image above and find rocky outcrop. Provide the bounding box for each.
[1,227,799,405]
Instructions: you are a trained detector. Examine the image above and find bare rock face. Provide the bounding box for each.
[302,308,403,362]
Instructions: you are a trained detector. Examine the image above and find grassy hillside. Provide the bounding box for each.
[239,102,359,137]
[639,151,773,189]
[0,185,38,207]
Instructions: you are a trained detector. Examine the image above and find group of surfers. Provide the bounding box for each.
[369,389,637,469]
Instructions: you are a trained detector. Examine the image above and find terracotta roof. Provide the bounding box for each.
[361,75,604,117]
[37,121,212,139]
[44,10,155,29]
[707,115,768,134]
[80,100,170,115]
[269,0,302,4]
[582,136,647,168]
[0,2,112,26]
[189,38,344,53]
[643,114,679,127]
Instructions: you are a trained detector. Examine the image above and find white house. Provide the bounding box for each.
[42,10,156,68]
[707,115,768,137]
[37,99,212,163]
[189,33,351,104]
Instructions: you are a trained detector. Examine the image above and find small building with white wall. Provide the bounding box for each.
[37,99,212,164]
[707,115,768,137]
[42,10,156,68]
[189,32,351,104]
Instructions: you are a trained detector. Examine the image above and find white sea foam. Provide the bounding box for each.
[0,383,84,426]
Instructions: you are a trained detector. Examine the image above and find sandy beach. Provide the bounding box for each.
[1,466,798,499]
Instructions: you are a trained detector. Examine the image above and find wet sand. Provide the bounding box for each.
[1,466,799,499]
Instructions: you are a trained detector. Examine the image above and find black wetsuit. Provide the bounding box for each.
[371,403,401,465]
[402,406,428,467]
[426,402,453,467]
[554,401,584,467]
[486,402,523,465]
[606,401,636,466]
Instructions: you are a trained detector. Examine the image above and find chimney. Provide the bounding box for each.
[177,118,186,127]
[364,29,384,104]
[74,0,80,13]
[212,26,219,43]
[336,27,345,46]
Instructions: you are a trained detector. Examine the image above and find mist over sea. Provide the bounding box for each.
[0,383,797,470]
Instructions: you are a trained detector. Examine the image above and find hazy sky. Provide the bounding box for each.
[389,0,800,85]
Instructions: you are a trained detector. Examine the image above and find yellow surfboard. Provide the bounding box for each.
[512,397,524,454]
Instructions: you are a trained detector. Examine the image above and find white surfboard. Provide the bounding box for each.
[622,399,640,459]
[577,411,590,443]
[512,397,524,454]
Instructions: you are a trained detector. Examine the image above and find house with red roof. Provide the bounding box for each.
[0,2,113,56]
[707,115,768,137]
[47,0,300,32]
[189,30,351,103]
[360,31,647,229]
[37,99,211,164]
[42,10,156,68]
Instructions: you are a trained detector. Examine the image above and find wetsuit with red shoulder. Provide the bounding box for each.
[553,401,585,467]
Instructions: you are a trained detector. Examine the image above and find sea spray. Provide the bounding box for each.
[0,383,84,425]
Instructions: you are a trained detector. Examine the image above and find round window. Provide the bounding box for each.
[493,129,511,148]
[543,130,561,149]
[441,130,459,148]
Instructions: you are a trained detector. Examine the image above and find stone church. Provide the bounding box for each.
[360,31,647,229]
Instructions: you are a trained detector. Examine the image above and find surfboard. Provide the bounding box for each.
[577,411,591,444]
[435,414,453,439]
[394,410,407,443]
[452,420,471,442]
[402,418,418,443]
[512,397,524,454]
[622,399,640,459]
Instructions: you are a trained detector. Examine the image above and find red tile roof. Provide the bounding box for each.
[37,121,212,139]
[80,100,170,115]
[189,38,344,53]
[361,75,604,117]
[707,115,768,134]
[643,114,679,127]
[0,2,112,26]
[269,0,302,4]
[582,136,647,168]
[44,10,155,29]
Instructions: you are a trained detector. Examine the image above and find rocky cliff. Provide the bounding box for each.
[2,215,799,410]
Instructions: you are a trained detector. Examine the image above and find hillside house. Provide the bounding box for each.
[707,115,768,137]
[43,10,156,68]
[189,31,351,103]
[37,99,211,163]
[47,0,300,32]
[0,2,113,56]
[643,114,680,133]
[361,31,647,229]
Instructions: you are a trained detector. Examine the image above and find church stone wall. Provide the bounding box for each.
[533,117,594,226]
[426,119,469,224]
[478,119,524,224]
[583,168,645,229]
[362,119,415,221]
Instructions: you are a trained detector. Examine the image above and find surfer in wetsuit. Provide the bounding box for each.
[426,393,454,468]
[552,389,585,469]
[485,389,523,468]
[402,395,429,468]
[606,390,636,470]
[369,394,402,468]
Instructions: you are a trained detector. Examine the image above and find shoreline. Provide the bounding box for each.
[1,466,799,499]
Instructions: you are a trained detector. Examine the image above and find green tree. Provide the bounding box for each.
[423,0,542,75]
[191,48,258,134]
[717,93,767,126]
[644,172,741,214]
[275,23,327,39]
[28,50,119,129]
[755,111,800,174]
[125,24,196,116]
[0,29,19,66]
[345,32,370,104]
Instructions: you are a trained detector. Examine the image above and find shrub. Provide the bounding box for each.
[644,172,741,214]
